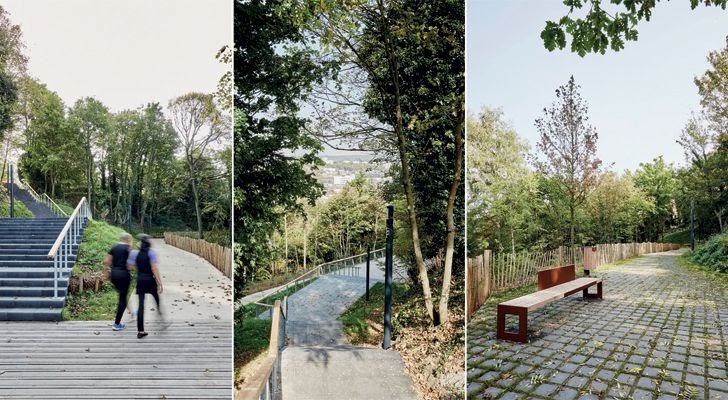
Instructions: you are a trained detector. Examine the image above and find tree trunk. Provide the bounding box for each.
[569,204,575,262]
[190,174,203,239]
[438,105,464,324]
[377,0,434,324]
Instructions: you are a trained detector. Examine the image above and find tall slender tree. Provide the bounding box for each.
[535,76,602,250]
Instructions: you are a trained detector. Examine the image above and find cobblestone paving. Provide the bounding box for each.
[467,250,728,400]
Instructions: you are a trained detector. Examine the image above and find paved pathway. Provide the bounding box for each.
[123,239,232,325]
[468,250,728,400]
[280,258,417,399]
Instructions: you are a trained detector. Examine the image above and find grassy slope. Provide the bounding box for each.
[0,198,34,218]
[63,219,137,321]
[689,231,728,273]
[234,277,318,384]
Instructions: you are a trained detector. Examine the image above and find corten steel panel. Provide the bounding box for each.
[584,246,598,271]
[537,264,576,291]
[496,304,528,343]
[583,281,603,299]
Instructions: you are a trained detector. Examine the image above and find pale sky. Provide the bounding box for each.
[2,0,231,112]
[467,0,728,172]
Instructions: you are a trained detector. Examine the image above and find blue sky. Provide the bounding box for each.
[467,0,728,172]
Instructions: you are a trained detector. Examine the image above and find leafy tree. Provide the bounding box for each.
[535,76,602,250]
[467,108,538,255]
[695,37,728,139]
[542,0,728,56]
[234,0,325,294]
[312,175,387,260]
[632,157,678,241]
[68,97,110,211]
[586,171,653,243]
[302,0,464,325]
[169,92,229,239]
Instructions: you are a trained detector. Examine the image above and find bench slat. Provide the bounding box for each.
[500,278,601,311]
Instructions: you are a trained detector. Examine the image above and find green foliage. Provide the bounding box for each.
[234,0,326,295]
[691,232,728,272]
[233,316,271,375]
[632,156,678,240]
[311,176,386,261]
[662,229,691,244]
[587,171,654,243]
[542,0,728,56]
[468,105,663,253]
[0,198,33,218]
[339,282,411,343]
[467,108,539,255]
[62,281,136,321]
[75,219,132,274]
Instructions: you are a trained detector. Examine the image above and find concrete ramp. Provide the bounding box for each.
[282,345,416,400]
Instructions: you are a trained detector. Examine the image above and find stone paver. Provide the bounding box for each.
[467,250,728,399]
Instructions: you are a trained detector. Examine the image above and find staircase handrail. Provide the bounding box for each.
[15,176,68,217]
[318,247,386,275]
[42,193,69,217]
[46,197,92,298]
[15,177,42,203]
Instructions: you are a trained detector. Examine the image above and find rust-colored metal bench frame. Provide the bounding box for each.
[496,264,602,343]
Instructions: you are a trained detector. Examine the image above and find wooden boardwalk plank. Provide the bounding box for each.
[0,321,231,399]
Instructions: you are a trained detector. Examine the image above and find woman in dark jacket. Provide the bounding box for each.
[127,234,164,338]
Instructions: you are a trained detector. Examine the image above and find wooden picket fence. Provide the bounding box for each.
[164,232,232,278]
[466,242,682,320]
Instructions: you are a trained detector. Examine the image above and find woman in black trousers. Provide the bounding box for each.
[127,234,164,339]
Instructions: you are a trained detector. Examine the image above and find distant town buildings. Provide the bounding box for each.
[316,155,389,198]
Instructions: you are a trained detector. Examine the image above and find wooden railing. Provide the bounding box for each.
[237,297,287,400]
[466,242,682,320]
[47,197,92,298]
[164,233,232,278]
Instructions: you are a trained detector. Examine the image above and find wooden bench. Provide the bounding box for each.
[496,264,603,343]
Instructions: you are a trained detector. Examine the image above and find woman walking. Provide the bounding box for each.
[103,232,134,330]
[127,234,164,339]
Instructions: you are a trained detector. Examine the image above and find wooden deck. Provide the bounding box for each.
[0,321,231,399]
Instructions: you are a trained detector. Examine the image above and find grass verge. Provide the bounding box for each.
[63,219,137,320]
[233,276,316,385]
[0,198,34,218]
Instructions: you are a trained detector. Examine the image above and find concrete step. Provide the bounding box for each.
[0,308,62,321]
[0,268,71,278]
[0,286,67,297]
[0,277,69,288]
[0,260,74,268]
[0,254,76,261]
[0,296,65,308]
[0,244,78,250]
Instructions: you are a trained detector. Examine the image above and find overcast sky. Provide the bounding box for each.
[467,0,728,172]
[2,0,231,112]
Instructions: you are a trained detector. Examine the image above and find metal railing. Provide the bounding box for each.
[46,197,92,298]
[319,248,385,275]
[238,297,288,400]
[241,248,386,317]
[42,193,69,217]
[16,176,69,217]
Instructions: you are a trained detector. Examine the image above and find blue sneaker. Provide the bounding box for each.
[112,323,127,331]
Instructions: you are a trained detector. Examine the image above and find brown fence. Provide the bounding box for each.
[164,233,232,278]
[466,242,682,320]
